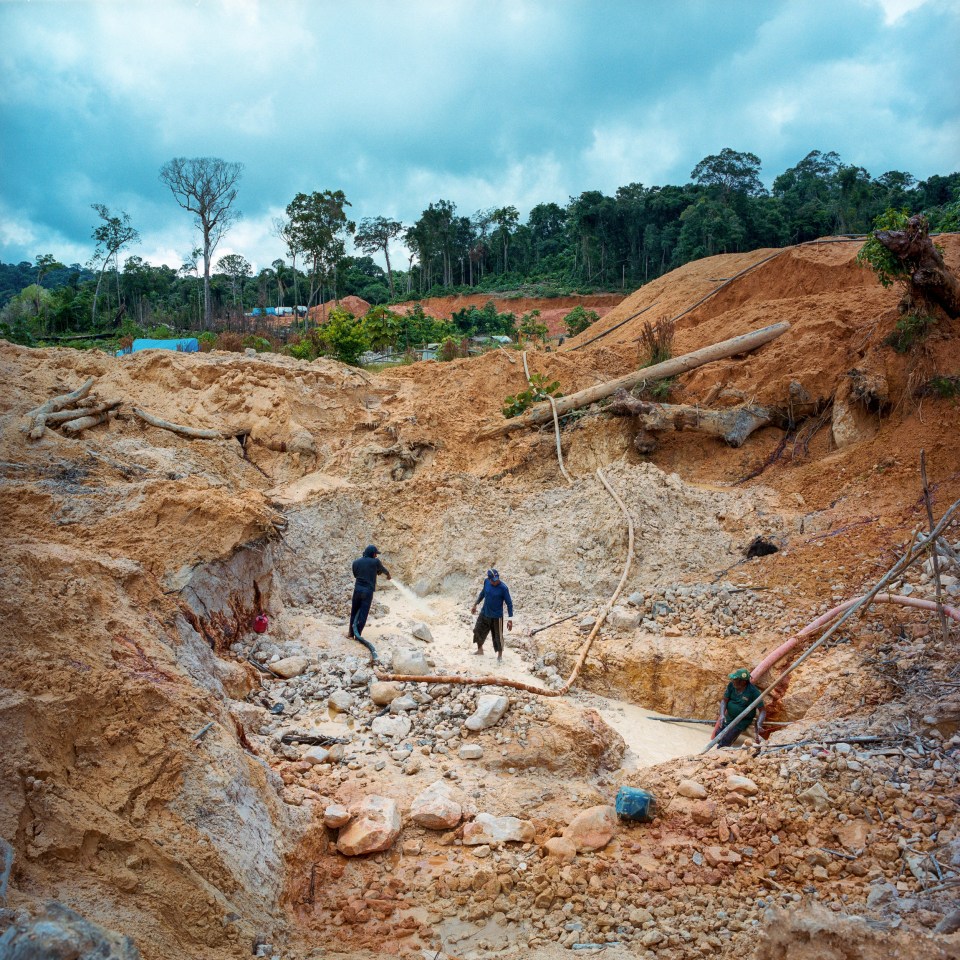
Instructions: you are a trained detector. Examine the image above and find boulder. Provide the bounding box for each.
[271,656,310,679]
[677,779,708,800]
[562,805,618,852]
[0,901,140,960]
[369,681,403,706]
[607,606,642,630]
[462,813,535,846]
[389,694,419,714]
[336,796,401,856]
[411,622,433,642]
[543,836,577,862]
[458,745,484,760]
[324,804,352,828]
[392,649,431,676]
[371,714,412,739]
[410,781,462,830]
[465,694,509,731]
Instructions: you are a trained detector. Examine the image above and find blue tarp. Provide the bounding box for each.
[116,338,200,357]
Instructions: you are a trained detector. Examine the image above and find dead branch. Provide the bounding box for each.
[44,400,122,425]
[25,377,95,439]
[921,450,951,642]
[478,322,790,439]
[132,406,227,440]
[61,410,115,435]
[608,391,774,447]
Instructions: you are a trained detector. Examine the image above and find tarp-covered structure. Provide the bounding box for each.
[116,338,200,357]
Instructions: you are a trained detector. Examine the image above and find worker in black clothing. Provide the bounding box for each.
[348,545,391,649]
[714,667,766,747]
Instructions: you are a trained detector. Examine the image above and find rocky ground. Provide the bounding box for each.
[2,238,959,959]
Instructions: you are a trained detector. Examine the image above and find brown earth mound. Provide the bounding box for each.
[1,236,959,960]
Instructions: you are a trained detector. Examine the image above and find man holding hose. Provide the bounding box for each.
[714,668,766,747]
[471,568,513,662]
[348,545,391,658]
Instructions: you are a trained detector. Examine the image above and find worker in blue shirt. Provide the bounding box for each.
[471,568,513,662]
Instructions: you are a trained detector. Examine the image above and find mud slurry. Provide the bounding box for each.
[2,238,960,959]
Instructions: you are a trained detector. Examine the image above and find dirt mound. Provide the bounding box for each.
[2,235,960,959]
[307,294,372,322]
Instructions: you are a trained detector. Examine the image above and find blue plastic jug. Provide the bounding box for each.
[615,786,656,822]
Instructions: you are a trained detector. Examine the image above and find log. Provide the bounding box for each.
[26,377,95,439]
[61,410,114,434]
[607,391,774,447]
[874,214,960,318]
[132,406,226,440]
[44,400,121,425]
[477,322,790,439]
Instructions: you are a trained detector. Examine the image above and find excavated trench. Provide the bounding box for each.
[166,458,815,957]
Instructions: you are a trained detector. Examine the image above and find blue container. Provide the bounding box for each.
[615,786,657,822]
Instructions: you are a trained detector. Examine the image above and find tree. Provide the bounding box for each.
[322,307,369,365]
[216,253,252,307]
[159,157,243,327]
[286,190,354,313]
[354,216,404,298]
[362,305,401,351]
[563,305,599,337]
[517,308,548,345]
[90,205,139,326]
[492,206,519,273]
[691,148,765,200]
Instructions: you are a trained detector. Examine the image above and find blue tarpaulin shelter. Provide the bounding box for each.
[116,338,200,357]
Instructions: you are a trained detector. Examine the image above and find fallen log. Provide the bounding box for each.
[61,410,115,435]
[44,400,121,425]
[132,406,226,440]
[25,377,95,439]
[608,391,774,447]
[477,322,790,439]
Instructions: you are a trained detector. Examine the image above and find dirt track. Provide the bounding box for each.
[1,238,959,958]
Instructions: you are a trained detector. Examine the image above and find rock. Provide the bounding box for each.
[578,615,597,632]
[726,775,758,796]
[667,796,718,824]
[627,591,645,607]
[389,694,419,713]
[543,837,577,862]
[328,690,355,713]
[465,694,509,731]
[336,796,401,856]
[562,805,617,852]
[303,746,330,765]
[411,622,433,642]
[607,606,641,630]
[392,649,431,676]
[458,745,484,760]
[0,901,141,959]
[677,779,708,800]
[324,804,352,828]
[371,714,412,739]
[369,681,403,706]
[797,782,831,812]
[271,656,310,679]
[832,380,878,448]
[462,813,535,845]
[410,781,462,830]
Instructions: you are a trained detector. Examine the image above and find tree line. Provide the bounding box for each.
[1,148,957,345]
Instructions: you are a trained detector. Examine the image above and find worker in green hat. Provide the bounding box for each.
[713,667,766,747]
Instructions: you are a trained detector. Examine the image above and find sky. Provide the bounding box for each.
[1,0,958,274]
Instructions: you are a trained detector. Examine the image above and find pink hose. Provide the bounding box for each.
[752,593,960,682]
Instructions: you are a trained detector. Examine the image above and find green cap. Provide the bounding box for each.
[729,668,751,681]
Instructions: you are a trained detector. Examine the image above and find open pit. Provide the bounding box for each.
[2,239,960,960]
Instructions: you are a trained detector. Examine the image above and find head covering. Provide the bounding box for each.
[729,668,751,681]
[487,568,500,581]
[363,545,379,558]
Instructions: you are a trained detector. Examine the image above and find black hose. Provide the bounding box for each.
[354,634,379,661]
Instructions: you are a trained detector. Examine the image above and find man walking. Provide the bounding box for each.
[713,667,766,747]
[348,545,391,657]
[471,568,513,662]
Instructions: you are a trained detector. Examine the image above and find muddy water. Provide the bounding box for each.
[373,580,708,767]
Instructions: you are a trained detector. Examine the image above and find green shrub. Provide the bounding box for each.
[885,312,936,353]
[563,305,600,337]
[503,372,562,418]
